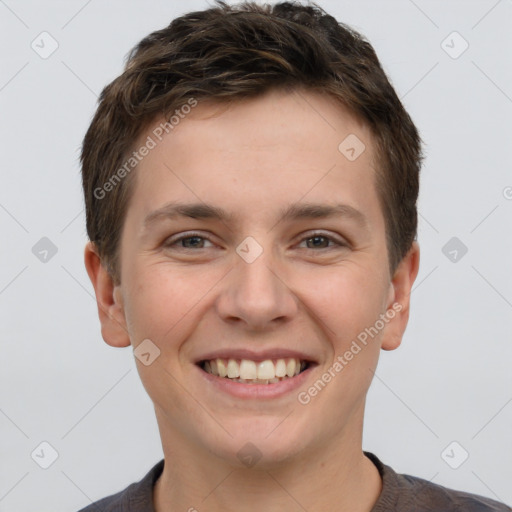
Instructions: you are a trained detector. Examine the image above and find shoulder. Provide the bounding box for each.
[77,490,125,511]
[396,472,511,512]
[365,452,511,512]
[75,459,165,512]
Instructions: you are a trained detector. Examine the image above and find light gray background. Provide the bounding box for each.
[1,0,511,510]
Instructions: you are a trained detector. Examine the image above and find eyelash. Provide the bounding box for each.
[164,231,347,251]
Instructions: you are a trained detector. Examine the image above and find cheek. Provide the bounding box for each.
[122,263,221,345]
[298,263,387,337]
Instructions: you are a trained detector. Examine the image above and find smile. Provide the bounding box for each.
[200,358,309,384]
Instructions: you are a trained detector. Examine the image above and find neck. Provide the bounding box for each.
[153,410,382,512]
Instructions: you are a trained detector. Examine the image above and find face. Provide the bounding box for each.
[86,88,419,469]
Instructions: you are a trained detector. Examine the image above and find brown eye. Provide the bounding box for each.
[298,232,346,250]
[180,236,206,248]
[164,233,214,249]
[306,235,330,249]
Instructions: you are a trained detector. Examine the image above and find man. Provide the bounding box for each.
[79,1,511,510]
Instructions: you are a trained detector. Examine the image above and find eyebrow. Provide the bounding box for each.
[143,201,369,231]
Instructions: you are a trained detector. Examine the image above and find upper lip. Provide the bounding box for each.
[195,348,317,364]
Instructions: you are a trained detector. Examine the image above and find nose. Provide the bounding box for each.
[215,247,298,331]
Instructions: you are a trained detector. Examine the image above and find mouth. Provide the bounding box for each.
[198,357,311,385]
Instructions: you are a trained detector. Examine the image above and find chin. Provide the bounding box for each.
[203,415,314,469]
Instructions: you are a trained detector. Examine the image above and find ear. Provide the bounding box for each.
[84,241,131,348]
[381,241,420,351]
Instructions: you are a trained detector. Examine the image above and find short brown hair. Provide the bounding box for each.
[81,0,422,285]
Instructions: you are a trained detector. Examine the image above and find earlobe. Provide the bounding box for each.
[83,242,131,348]
[381,241,420,351]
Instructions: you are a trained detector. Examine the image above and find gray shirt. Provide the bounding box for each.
[77,451,511,511]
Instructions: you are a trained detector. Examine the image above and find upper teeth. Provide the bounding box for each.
[204,358,305,380]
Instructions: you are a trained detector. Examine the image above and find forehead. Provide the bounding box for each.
[126,88,384,233]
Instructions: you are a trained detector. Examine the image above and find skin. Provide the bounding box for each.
[85,87,420,512]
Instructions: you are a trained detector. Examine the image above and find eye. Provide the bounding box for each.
[163,231,347,251]
[164,232,214,249]
[297,232,347,250]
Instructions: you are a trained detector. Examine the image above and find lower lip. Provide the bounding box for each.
[196,364,315,399]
